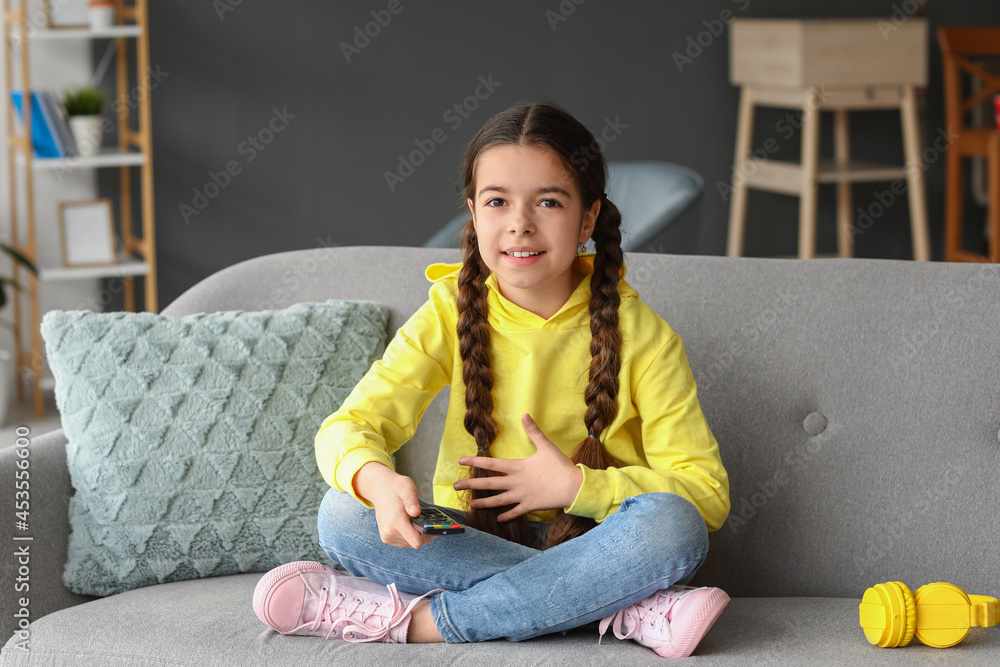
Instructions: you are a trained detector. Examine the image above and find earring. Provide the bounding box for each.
[578,242,588,253]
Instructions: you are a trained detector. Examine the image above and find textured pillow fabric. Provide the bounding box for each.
[41,300,388,597]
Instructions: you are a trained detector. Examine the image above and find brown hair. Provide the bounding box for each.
[456,102,625,549]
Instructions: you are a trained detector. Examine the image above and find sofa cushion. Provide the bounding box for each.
[40,300,388,597]
[4,575,995,666]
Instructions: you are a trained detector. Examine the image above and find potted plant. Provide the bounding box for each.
[63,85,110,157]
[0,243,38,425]
[88,1,116,30]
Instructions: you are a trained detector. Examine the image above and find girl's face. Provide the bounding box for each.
[467,143,599,319]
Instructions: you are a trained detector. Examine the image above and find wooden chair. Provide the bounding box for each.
[938,26,1000,263]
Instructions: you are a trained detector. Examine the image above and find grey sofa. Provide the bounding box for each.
[2,245,998,666]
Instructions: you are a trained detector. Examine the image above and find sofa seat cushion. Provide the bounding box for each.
[3,575,996,666]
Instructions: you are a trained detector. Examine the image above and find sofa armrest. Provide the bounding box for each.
[0,427,94,645]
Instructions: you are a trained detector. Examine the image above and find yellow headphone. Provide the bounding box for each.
[859,581,998,648]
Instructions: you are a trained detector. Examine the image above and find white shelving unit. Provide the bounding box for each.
[15,145,147,169]
[39,252,150,282]
[3,0,157,416]
[25,25,142,41]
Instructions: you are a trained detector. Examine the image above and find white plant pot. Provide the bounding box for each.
[0,349,13,427]
[89,6,115,30]
[69,115,103,157]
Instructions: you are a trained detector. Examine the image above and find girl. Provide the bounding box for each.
[253,102,731,659]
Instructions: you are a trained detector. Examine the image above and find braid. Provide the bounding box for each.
[453,101,628,550]
[545,198,626,549]
[457,222,537,547]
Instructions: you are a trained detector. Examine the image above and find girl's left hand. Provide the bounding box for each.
[454,413,583,522]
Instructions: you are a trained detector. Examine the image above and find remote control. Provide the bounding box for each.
[411,501,465,535]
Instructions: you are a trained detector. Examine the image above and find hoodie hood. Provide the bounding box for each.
[424,253,639,331]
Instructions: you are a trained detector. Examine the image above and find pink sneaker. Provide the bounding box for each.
[599,585,729,658]
[253,561,443,643]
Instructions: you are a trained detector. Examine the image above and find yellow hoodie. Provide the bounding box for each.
[314,255,730,530]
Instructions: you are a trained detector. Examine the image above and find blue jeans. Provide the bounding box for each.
[317,488,708,643]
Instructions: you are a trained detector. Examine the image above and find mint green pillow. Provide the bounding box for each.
[41,300,388,597]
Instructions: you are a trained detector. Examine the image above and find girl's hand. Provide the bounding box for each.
[353,462,437,549]
[454,413,584,522]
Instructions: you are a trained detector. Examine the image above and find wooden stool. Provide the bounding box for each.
[726,19,931,261]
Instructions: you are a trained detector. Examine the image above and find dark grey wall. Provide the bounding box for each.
[99,0,1000,312]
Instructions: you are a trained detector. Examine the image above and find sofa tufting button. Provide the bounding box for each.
[803,412,827,435]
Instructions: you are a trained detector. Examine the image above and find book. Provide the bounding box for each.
[36,90,66,157]
[40,90,78,157]
[10,90,63,158]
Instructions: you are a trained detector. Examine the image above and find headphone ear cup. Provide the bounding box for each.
[913,582,972,648]
[859,581,916,647]
[890,581,917,647]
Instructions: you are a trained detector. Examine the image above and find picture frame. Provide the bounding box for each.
[42,0,90,30]
[58,199,117,267]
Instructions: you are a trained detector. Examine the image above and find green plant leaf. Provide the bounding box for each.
[0,243,38,275]
[63,85,110,116]
[0,276,26,292]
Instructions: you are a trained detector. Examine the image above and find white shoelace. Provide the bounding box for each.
[599,588,690,645]
[291,575,439,643]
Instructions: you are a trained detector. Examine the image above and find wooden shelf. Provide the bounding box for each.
[4,0,157,419]
[16,147,146,170]
[11,25,141,41]
[38,252,149,281]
